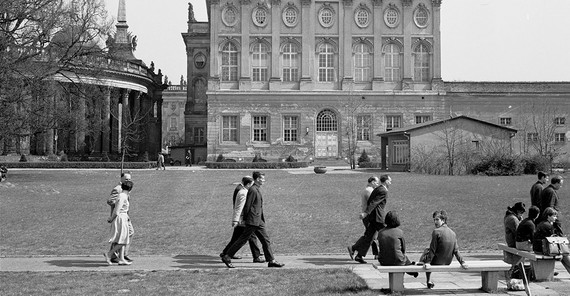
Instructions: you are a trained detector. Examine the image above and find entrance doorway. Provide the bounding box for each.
[315,109,338,157]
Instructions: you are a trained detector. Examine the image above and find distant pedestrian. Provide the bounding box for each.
[0,165,7,182]
[221,172,285,268]
[185,150,192,167]
[104,181,134,265]
[530,171,549,208]
[540,176,563,235]
[348,174,391,264]
[377,211,418,278]
[220,176,264,263]
[156,153,165,170]
[421,210,468,289]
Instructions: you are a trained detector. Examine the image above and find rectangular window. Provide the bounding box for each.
[499,117,512,125]
[193,127,205,144]
[283,116,298,142]
[527,132,538,142]
[555,117,566,125]
[169,117,177,131]
[555,133,566,142]
[282,44,299,82]
[415,115,432,124]
[357,115,371,141]
[253,116,268,142]
[222,116,238,142]
[386,115,402,131]
[392,140,409,164]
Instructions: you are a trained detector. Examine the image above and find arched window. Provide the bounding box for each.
[252,42,269,81]
[318,43,335,82]
[413,43,430,82]
[221,42,238,82]
[316,109,338,131]
[384,43,401,82]
[282,42,300,82]
[354,43,371,82]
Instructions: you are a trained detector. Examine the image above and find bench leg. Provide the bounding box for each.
[481,271,499,293]
[531,260,554,281]
[388,272,405,292]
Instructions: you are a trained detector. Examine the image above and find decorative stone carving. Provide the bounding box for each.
[432,0,442,7]
[401,0,413,7]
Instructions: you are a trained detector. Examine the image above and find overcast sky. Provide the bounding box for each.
[104,0,570,83]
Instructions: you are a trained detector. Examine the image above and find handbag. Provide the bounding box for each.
[542,236,570,256]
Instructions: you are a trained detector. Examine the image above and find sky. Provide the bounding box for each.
[104,0,570,83]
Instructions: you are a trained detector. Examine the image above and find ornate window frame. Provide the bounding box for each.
[318,3,335,28]
[282,3,300,28]
[221,3,239,27]
[384,4,400,28]
[413,3,430,28]
[252,4,270,28]
[354,4,371,28]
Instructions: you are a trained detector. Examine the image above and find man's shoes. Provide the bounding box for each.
[124,255,133,262]
[118,261,132,266]
[221,255,234,268]
[554,272,559,276]
[253,257,266,263]
[347,246,354,260]
[427,282,435,289]
[110,258,119,263]
[268,261,285,268]
[355,256,367,264]
[406,272,419,278]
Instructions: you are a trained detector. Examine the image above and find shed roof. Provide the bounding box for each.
[377,115,518,137]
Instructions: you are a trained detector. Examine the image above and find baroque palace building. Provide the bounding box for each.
[1,0,166,159]
[182,0,570,164]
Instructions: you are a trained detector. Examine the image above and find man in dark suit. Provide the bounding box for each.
[222,172,285,268]
[348,174,391,263]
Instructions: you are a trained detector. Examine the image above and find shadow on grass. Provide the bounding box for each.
[45,259,111,268]
[299,256,353,266]
[173,255,230,269]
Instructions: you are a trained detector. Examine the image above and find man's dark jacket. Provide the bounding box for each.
[242,183,265,227]
[364,185,388,224]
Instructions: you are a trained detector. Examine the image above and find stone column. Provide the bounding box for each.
[239,0,251,90]
[77,90,86,153]
[401,0,413,89]
[431,0,443,89]
[341,0,353,90]
[269,0,282,90]
[372,0,383,90]
[209,0,220,90]
[300,0,314,90]
[102,87,111,154]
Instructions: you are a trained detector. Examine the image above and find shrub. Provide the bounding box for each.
[205,161,309,169]
[522,155,549,174]
[471,155,524,176]
[358,162,382,168]
[285,155,297,162]
[19,154,27,162]
[216,154,225,162]
[0,162,153,169]
[357,149,370,165]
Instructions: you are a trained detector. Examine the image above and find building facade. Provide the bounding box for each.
[183,0,570,164]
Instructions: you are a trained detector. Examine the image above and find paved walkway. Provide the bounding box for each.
[1,252,568,295]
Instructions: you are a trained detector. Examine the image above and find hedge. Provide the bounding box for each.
[205,162,309,169]
[0,162,154,169]
[358,162,382,168]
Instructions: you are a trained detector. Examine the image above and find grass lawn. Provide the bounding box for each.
[2,168,567,257]
[0,269,377,296]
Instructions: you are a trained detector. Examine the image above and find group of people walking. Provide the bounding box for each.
[347,175,467,289]
[504,172,570,275]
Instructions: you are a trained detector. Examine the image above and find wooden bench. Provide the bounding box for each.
[372,260,511,293]
[498,243,562,281]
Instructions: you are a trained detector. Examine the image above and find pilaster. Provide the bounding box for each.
[240,1,251,89]
[300,0,313,90]
[401,0,413,86]
[341,0,353,89]
[372,0,384,90]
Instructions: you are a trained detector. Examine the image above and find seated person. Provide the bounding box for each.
[421,210,468,289]
[377,211,418,278]
[515,205,540,252]
[533,207,570,275]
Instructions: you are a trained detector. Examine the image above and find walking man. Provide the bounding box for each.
[530,171,549,207]
[352,176,380,259]
[220,176,264,263]
[348,174,391,263]
[221,172,285,268]
[540,175,564,235]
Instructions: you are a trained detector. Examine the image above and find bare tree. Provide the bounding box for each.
[0,0,113,150]
[526,102,569,171]
[341,96,367,169]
